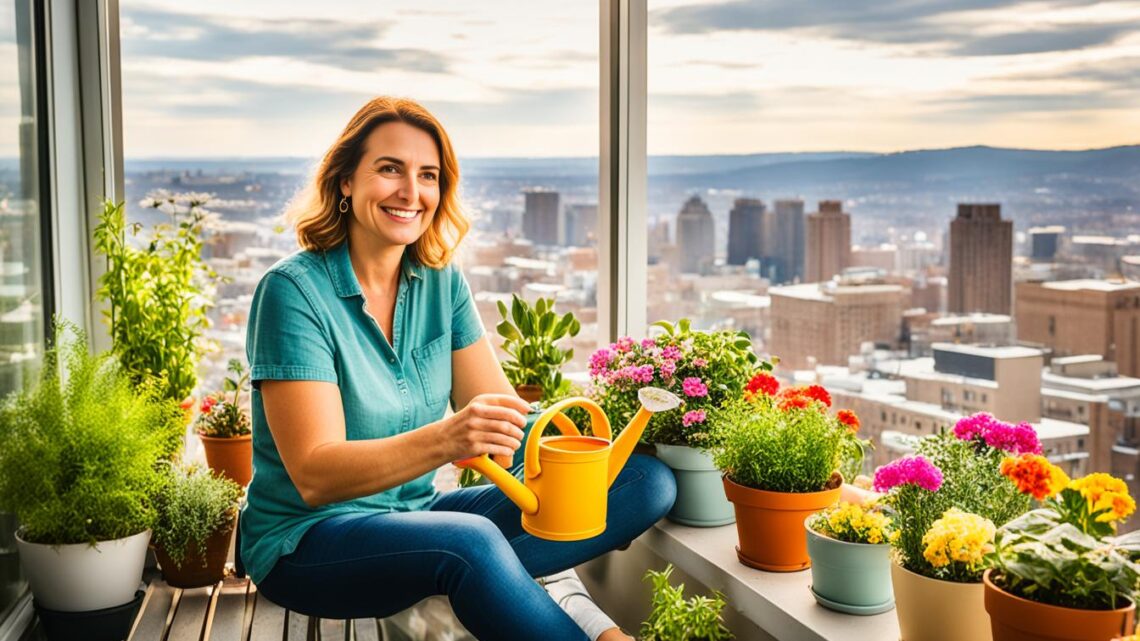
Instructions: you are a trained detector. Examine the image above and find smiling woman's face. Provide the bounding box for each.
[341,121,442,250]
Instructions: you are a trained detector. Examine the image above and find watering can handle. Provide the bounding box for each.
[451,411,580,472]
[523,398,612,481]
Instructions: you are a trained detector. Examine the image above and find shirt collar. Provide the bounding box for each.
[326,243,421,299]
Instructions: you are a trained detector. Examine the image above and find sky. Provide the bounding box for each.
[111,0,1140,158]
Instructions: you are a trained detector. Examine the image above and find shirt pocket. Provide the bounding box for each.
[412,331,452,408]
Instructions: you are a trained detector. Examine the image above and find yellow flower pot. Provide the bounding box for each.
[891,560,991,641]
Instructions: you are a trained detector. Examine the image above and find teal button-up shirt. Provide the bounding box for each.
[239,242,485,583]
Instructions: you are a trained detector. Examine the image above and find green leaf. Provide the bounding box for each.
[496,321,522,342]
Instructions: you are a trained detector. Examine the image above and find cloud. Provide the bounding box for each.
[649,0,1135,55]
[928,91,1135,114]
[121,7,451,73]
[951,24,1131,56]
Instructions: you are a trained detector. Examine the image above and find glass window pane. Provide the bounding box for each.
[0,0,46,622]
[119,1,599,406]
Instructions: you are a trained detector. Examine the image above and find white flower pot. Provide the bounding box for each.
[16,529,151,612]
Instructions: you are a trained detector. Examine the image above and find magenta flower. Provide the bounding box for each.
[953,412,1042,454]
[873,456,943,493]
[682,409,707,427]
[692,358,708,368]
[614,337,635,353]
[659,361,677,379]
[661,346,682,361]
[682,377,708,398]
[589,348,615,377]
[641,338,656,349]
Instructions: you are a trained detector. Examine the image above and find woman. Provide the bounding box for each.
[241,96,676,641]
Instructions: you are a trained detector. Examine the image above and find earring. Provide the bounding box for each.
[338,196,349,213]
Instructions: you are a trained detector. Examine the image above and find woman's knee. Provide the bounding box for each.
[624,454,677,520]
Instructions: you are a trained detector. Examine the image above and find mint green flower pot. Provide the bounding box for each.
[655,444,735,527]
[804,522,894,615]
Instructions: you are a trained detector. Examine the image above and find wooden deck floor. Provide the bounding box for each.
[123,572,387,641]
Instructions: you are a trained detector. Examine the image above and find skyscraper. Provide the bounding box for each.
[522,188,560,246]
[948,203,1012,315]
[676,195,715,274]
[805,200,851,282]
[726,198,765,266]
[772,199,805,283]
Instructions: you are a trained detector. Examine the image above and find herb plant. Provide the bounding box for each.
[588,318,764,447]
[707,376,865,493]
[496,294,580,400]
[0,321,181,545]
[93,195,223,408]
[152,465,242,569]
[641,564,733,641]
[195,359,251,438]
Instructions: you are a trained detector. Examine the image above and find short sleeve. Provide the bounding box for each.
[450,266,485,350]
[246,271,338,387]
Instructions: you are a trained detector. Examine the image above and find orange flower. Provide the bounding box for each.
[837,409,860,433]
[1000,454,1069,501]
[778,396,810,412]
[745,372,780,397]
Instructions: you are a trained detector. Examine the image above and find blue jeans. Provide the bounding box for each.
[255,454,676,641]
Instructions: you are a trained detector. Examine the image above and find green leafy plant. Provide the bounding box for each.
[195,359,251,438]
[989,456,1140,610]
[588,319,765,447]
[0,320,182,545]
[496,294,580,400]
[707,378,864,493]
[641,564,733,641]
[152,464,242,569]
[93,195,223,407]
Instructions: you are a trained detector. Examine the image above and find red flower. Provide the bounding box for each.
[200,396,218,413]
[745,372,780,397]
[837,409,860,433]
[803,385,832,408]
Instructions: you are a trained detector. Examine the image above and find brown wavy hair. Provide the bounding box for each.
[285,96,468,268]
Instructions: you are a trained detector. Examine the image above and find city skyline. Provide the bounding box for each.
[108,0,1140,158]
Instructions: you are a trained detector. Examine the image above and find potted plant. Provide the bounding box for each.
[706,380,866,570]
[0,322,179,639]
[985,454,1138,641]
[93,195,223,455]
[496,294,580,403]
[152,464,242,588]
[805,500,896,614]
[196,359,253,486]
[641,564,733,641]
[588,319,764,527]
[875,413,1038,641]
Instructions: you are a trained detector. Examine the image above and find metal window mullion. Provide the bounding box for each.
[599,0,647,346]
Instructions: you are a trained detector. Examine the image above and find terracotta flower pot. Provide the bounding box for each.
[722,475,840,571]
[983,569,1135,641]
[515,384,543,404]
[154,514,237,589]
[199,433,253,487]
[891,560,991,641]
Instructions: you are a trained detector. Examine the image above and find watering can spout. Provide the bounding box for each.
[607,387,682,487]
[454,456,538,515]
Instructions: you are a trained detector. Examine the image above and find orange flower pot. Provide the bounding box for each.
[154,514,236,589]
[722,475,840,571]
[984,569,1135,641]
[199,433,252,487]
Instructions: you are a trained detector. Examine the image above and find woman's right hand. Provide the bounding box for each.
[437,393,531,464]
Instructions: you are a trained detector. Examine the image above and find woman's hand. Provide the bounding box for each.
[436,393,531,463]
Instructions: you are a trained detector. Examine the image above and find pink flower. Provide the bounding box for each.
[682,409,707,427]
[661,346,682,361]
[873,456,943,493]
[953,413,1042,455]
[641,338,657,349]
[633,365,655,384]
[589,348,615,377]
[682,377,708,398]
[692,358,708,368]
[659,361,677,379]
[614,337,635,353]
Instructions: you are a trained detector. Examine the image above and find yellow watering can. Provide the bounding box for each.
[455,387,680,541]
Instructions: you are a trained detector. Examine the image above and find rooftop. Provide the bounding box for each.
[1040,279,1140,292]
[770,282,904,302]
[931,342,1044,360]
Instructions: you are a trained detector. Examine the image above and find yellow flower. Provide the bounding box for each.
[922,508,995,571]
[813,501,893,545]
[1070,473,1136,523]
